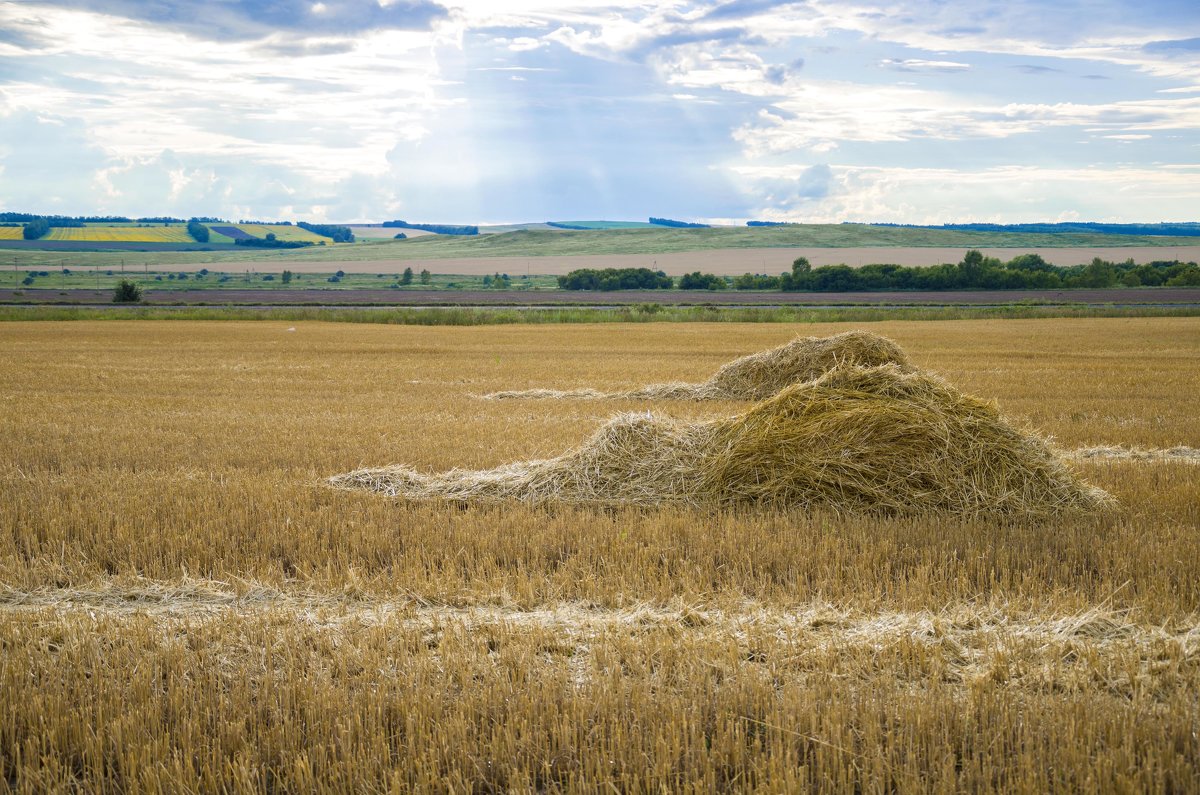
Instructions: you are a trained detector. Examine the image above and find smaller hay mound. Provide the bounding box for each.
[334,364,1111,518]
[481,330,911,401]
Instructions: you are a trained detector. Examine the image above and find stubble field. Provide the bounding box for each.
[1,318,1198,792]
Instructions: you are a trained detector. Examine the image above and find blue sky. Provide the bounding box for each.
[0,0,1197,223]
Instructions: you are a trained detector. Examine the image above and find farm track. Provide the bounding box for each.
[5,286,1200,307]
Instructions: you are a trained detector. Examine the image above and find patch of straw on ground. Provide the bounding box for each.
[1067,445,1200,463]
[482,329,910,400]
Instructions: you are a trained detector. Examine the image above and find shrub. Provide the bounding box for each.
[112,280,142,303]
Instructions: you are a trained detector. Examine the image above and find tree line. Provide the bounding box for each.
[558,268,673,290]
[383,220,479,235]
[557,253,1200,291]
[297,222,354,243]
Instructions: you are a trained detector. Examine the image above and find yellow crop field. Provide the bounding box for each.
[45,225,195,242]
[0,226,24,240]
[1,318,1198,792]
[237,223,332,243]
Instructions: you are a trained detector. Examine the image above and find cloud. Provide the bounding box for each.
[764,57,804,84]
[26,0,449,41]
[1011,64,1063,75]
[730,164,1200,224]
[744,164,836,211]
[0,110,112,210]
[880,58,971,73]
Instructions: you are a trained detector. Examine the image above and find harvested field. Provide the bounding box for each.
[485,330,911,400]
[0,226,22,240]
[2,317,1198,792]
[347,225,436,239]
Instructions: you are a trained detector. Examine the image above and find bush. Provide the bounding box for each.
[112,280,142,303]
[679,271,726,290]
[401,267,413,285]
[282,270,292,285]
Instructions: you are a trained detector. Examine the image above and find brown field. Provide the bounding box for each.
[2,318,1199,791]
[217,245,1200,276]
[347,225,437,240]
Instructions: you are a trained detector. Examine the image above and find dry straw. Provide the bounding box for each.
[482,330,912,401]
[334,364,1112,518]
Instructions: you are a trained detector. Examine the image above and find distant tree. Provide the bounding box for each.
[282,270,293,284]
[112,280,142,303]
[958,249,985,286]
[393,233,408,240]
[22,218,50,240]
[186,219,210,243]
[419,269,431,285]
[401,267,413,285]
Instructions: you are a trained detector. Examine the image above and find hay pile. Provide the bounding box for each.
[482,330,911,401]
[334,364,1111,518]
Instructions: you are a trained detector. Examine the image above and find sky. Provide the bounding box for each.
[0,0,1198,224]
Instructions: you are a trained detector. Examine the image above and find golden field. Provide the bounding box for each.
[0,227,23,240]
[1,318,1198,792]
[45,225,195,243]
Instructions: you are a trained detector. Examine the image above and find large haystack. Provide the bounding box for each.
[482,330,911,401]
[334,364,1111,518]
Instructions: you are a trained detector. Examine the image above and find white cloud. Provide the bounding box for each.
[730,163,1200,224]
[879,58,971,72]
